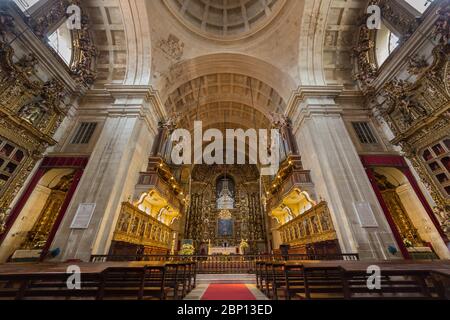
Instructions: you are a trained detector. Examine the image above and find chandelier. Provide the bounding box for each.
[218,209,232,220]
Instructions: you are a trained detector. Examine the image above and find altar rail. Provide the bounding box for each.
[90,254,360,274]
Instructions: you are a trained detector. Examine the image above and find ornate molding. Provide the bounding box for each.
[18,0,97,86]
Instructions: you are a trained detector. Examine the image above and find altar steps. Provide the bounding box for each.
[196,274,257,285]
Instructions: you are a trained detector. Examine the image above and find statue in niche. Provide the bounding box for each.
[217,177,235,210]
[383,79,428,126]
[18,102,45,124]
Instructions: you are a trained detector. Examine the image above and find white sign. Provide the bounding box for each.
[70,203,96,229]
[354,202,379,228]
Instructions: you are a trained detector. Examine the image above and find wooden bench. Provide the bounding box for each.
[0,272,102,300]
[97,266,168,300]
[283,265,345,300]
[342,268,440,300]
[0,264,170,300]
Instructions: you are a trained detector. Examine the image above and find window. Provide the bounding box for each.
[422,138,450,196]
[388,32,400,55]
[352,122,378,145]
[48,22,73,66]
[376,23,400,66]
[0,138,26,193]
[70,122,97,145]
[405,0,434,14]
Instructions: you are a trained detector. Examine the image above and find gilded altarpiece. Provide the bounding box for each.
[21,173,74,250]
[185,165,267,253]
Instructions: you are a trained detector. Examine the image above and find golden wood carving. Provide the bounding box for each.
[21,173,74,249]
[113,202,172,249]
[278,202,337,247]
[23,0,97,86]
[381,189,424,247]
[0,36,67,234]
[356,1,450,239]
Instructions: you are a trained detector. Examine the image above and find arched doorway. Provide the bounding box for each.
[0,157,87,262]
[362,155,450,260]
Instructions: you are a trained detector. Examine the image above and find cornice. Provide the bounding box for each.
[286,85,344,117]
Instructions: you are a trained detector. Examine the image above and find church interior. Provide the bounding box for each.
[0,0,449,300]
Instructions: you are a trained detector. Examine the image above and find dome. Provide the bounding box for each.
[163,0,286,40]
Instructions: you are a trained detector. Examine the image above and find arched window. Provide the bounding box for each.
[404,0,434,14]
[48,22,73,66]
[376,23,400,66]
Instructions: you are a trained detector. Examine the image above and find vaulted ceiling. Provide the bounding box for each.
[81,0,369,113]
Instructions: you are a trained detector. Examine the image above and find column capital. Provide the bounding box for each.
[286,86,346,134]
[101,85,166,135]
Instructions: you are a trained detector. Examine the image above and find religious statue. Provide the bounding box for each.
[269,111,288,129]
[163,111,182,132]
[407,55,429,76]
[19,102,44,124]
[382,79,428,127]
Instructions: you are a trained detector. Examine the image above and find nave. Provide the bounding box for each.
[0,0,450,304]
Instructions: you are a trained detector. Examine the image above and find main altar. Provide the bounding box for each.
[208,247,239,255]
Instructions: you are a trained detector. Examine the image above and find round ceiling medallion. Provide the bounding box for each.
[163,0,286,41]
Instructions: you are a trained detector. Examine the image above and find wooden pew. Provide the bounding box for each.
[97,266,169,300]
[0,272,102,300]
[341,267,442,300]
[430,270,450,300]
[283,264,345,300]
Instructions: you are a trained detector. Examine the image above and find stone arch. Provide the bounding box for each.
[158,53,297,104]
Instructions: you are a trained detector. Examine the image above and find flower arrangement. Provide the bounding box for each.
[179,244,195,256]
[403,238,413,248]
[239,239,249,254]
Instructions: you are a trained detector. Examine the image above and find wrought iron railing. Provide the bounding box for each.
[90,253,360,274]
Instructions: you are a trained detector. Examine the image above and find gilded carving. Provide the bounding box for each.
[0,38,66,234]
[360,1,450,239]
[278,202,337,247]
[25,0,97,86]
[186,164,266,252]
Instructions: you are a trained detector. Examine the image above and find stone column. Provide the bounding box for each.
[50,87,162,261]
[290,89,400,260]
